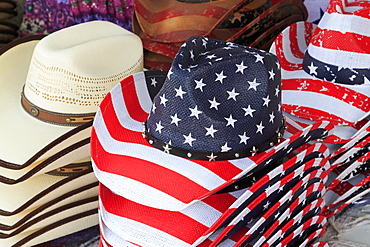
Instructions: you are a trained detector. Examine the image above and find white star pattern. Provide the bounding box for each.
[215,71,227,83]
[190,49,195,60]
[308,62,318,75]
[268,69,275,80]
[160,94,168,106]
[235,61,248,74]
[155,121,164,133]
[209,97,221,110]
[189,105,202,119]
[221,142,232,152]
[254,54,264,63]
[206,54,217,59]
[225,114,237,128]
[195,78,206,92]
[248,78,260,91]
[202,39,207,48]
[227,88,240,101]
[167,68,173,79]
[269,112,275,123]
[239,132,250,145]
[275,86,280,97]
[262,95,271,107]
[205,124,218,137]
[243,105,256,117]
[150,78,157,87]
[151,103,156,113]
[256,121,265,134]
[183,133,196,146]
[170,113,181,126]
[175,86,186,99]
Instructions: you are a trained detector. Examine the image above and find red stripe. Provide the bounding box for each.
[283,104,354,126]
[311,27,370,54]
[283,77,370,114]
[288,22,313,60]
[100,184,208,244]
[98,87,245,183]
[93,130,210,204]
[120,76,149,123]
[275,33,303,71]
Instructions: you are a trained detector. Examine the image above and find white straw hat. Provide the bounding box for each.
[0,20,143,168]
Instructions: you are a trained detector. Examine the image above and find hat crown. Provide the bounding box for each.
[23,20,143,115]
[146,36,283,154]
[302,0,370,85]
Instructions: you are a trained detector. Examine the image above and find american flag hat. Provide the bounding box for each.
[91,36,334,246]
[269,0,370,144]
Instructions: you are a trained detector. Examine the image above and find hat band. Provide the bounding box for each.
[21,91,95,126]
[143,122,285,162]
[302,51,370,85]
[46,162,92,176]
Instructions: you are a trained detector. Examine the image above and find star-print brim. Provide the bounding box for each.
[91,70,334,212]
[270,20,370,128]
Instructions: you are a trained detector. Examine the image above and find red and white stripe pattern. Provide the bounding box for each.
[194,160,329,246]
[264,215,327,247]
[326,140,370,191]
[269,0,370,142]
[91,71,334,212]
[231,180,327,247]
[255,198,325,246]
[309,241,329,247]
[323,170,370,215]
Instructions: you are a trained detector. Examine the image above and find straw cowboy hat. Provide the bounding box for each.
[269,0,370,144]
[91,36,334,246]
[0,20,144,182]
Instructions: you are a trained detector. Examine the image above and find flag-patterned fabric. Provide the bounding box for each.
[269,0,370,145]
[91,36,337,246]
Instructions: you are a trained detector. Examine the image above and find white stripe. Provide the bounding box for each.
[307,43,370,69]
[94,116,227,191]
[280,24,306,65]
[99,201,192,247]
[296,21,309,56]
[109,86,143,132]
[133,72,153,113]
[283,90,369,123]
[318,12,370,37]
[99,212,145,247]
[93,160,187,210]
[283,112,360,142]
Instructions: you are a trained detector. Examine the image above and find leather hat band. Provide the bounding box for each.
[21,91,95,126]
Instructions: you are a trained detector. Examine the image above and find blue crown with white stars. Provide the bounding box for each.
[144,36,284,161]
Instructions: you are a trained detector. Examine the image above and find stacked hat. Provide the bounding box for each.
[19,0,134,36]
[133,0,308,70]
[91,36,335,246]
[0,20,144,246]
[269,0,370,147]
[269,0,370,242]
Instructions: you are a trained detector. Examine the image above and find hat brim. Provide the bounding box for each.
[0,36,92,166]
[91,70,334,212]
[270,21,370,129]
[0,168,96,215]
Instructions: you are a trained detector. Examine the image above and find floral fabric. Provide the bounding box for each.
[19,0,134,36]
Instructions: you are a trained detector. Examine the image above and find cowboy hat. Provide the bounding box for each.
[91,36,334,246]
[134,0,308,70]
[0,20,144,180]
[269,0,370,144]
[91,36,334,210]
